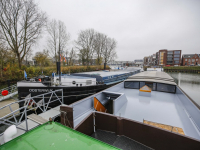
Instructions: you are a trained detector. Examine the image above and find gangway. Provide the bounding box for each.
[0,89,66,145]
[0,84,18,102]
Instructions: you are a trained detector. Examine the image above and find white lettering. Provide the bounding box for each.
[29,89,53,92]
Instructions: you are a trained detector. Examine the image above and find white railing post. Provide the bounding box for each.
[43,95,45,112]
[24,107,28,131]
[62,89,64,104]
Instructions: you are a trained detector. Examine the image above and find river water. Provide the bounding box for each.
[167,72,200,106]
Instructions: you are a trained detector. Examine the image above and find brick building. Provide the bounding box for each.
[182,54,200,66]
[158,49,182,66]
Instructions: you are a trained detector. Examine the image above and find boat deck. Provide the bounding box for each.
[112,88,200,140]
[91,130,153,150]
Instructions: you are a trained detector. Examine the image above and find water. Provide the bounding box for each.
[167,72,200,106]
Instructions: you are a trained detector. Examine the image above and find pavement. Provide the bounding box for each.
[0,98,19,118]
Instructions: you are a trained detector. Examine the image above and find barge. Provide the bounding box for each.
[17,68,140,107]
[2,70,200,149]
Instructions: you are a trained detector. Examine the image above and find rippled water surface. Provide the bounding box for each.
[167,72,200,106]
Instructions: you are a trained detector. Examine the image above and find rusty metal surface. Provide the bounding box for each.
[94,112,200,150]
[75,112,94,136]
[60,106,74,128]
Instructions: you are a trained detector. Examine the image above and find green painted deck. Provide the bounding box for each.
[0,122,120,150]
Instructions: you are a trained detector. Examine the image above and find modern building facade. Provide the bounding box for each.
[158,49,182,66]
[182,54,200,66]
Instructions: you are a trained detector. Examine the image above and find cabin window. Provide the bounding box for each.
[157,83,176,93]
[153,83,156,91]
[140,82,145,88]
[124,81,139,89]
[145,82,154,90]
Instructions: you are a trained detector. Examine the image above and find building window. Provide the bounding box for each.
[174,51,180,54]
[167,58,173,61]
[174,58,179,60]
[192,59,195,62]
[196,59,198,61]
[185,59,187,61]
[188,59,191,62]
[167,51,173,54]
[174,54,180,57]
[185,62,187,65]
[174,61,179,64]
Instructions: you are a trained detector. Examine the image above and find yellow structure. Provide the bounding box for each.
[139,85,152,92]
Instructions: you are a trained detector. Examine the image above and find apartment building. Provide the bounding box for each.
[158,49,182,66]
[182,54,200,66]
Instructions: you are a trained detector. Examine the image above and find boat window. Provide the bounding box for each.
[157,83,176,93]
[145,82,153,90]
[140,82,145,88]
[124,81,139,89]
[153,83,156,91]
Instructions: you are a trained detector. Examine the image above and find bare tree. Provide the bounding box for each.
[34,49,50,67]
[75,29,95,66]
[94,32,107,65]
[46,19,70,62]
[102,38,117,65]
[78,48,87,65]
[0,41,6,77]
[68,48,76,66]
[0,0,47,69]
[46,19,58,62]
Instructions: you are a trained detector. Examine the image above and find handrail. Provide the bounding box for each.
[0,84,17,96]
[0,89,63,133]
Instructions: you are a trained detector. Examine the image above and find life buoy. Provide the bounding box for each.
[1,90,9,96]
[38,79,41,82]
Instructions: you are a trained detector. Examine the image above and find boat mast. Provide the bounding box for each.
[57,42,61,85]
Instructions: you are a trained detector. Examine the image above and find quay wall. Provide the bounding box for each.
[164,66,200,73]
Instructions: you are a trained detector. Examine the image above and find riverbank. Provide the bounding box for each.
[0,65,110,83]
[164,66,200,73]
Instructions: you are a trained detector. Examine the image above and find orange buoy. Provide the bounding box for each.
[38,79,41,82]
[2,90,9,96]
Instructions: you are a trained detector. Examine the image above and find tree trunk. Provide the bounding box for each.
[17,54,22,69]
[0,56,3,77]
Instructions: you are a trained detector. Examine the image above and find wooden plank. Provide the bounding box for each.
[0,99,19,118]
[27,114,48,124]
[143,119,185,135]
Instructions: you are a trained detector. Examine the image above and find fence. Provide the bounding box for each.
[0,89,63,136]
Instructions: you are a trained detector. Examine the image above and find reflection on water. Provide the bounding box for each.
[167,72,200,106]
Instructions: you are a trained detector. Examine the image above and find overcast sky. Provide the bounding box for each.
[35,0,200,61]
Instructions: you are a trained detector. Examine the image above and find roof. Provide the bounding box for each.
[182,54,199,58]
[0,122,119,150]
[77,71,131,77]
[127,71,176,85]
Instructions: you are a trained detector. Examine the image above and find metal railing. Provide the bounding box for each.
[0,84,18,101]
[0,89,63,136]
[0,84,17,96]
